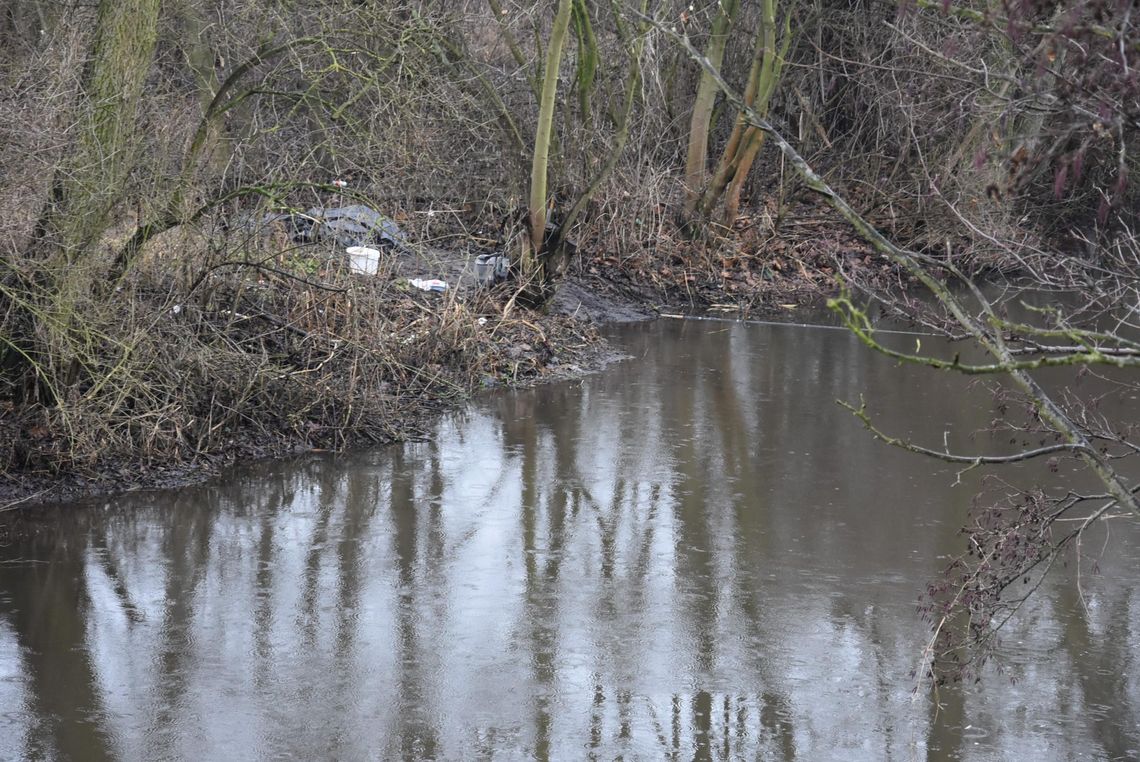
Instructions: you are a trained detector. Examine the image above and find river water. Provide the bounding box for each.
[1,319,1138,761]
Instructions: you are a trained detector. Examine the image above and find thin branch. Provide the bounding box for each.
[839,397,1092,463]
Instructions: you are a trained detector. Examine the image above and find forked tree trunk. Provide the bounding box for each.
[681,0,740,218]
[698,0,791,224]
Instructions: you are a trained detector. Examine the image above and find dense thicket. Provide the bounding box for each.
[5,0,1134,275]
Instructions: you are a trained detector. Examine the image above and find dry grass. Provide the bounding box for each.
[0,229,600,496]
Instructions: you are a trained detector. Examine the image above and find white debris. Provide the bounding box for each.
[409,278,447,292]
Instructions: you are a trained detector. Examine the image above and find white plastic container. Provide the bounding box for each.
[346,246,380,275]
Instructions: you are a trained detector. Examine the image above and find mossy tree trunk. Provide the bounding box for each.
[522,0,575,290]
[697,0,792,224]
[19,0,162,399]
[681,0,740,218]
[174,0,227,185]
[45,0,161,265]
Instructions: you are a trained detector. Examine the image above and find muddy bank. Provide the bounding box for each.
[564,197,899,320]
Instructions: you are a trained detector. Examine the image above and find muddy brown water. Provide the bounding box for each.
[2,319,1138,761]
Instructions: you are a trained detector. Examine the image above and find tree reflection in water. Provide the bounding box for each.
[2,320,1138,760]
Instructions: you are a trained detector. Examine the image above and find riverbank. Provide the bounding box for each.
[0,290,625,510]
[1,201,863,511]
[559,195,901,319]
[0,258,616,510]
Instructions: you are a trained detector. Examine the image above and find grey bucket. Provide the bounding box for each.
[475,253,510,285]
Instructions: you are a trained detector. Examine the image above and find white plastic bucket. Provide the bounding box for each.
[346,246,380,275]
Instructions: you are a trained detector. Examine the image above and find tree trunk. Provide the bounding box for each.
[681,0,740,218]
[48,0,161,263]
[698,0,790,223]
[723,127,766,221]
[525,0,575,272]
